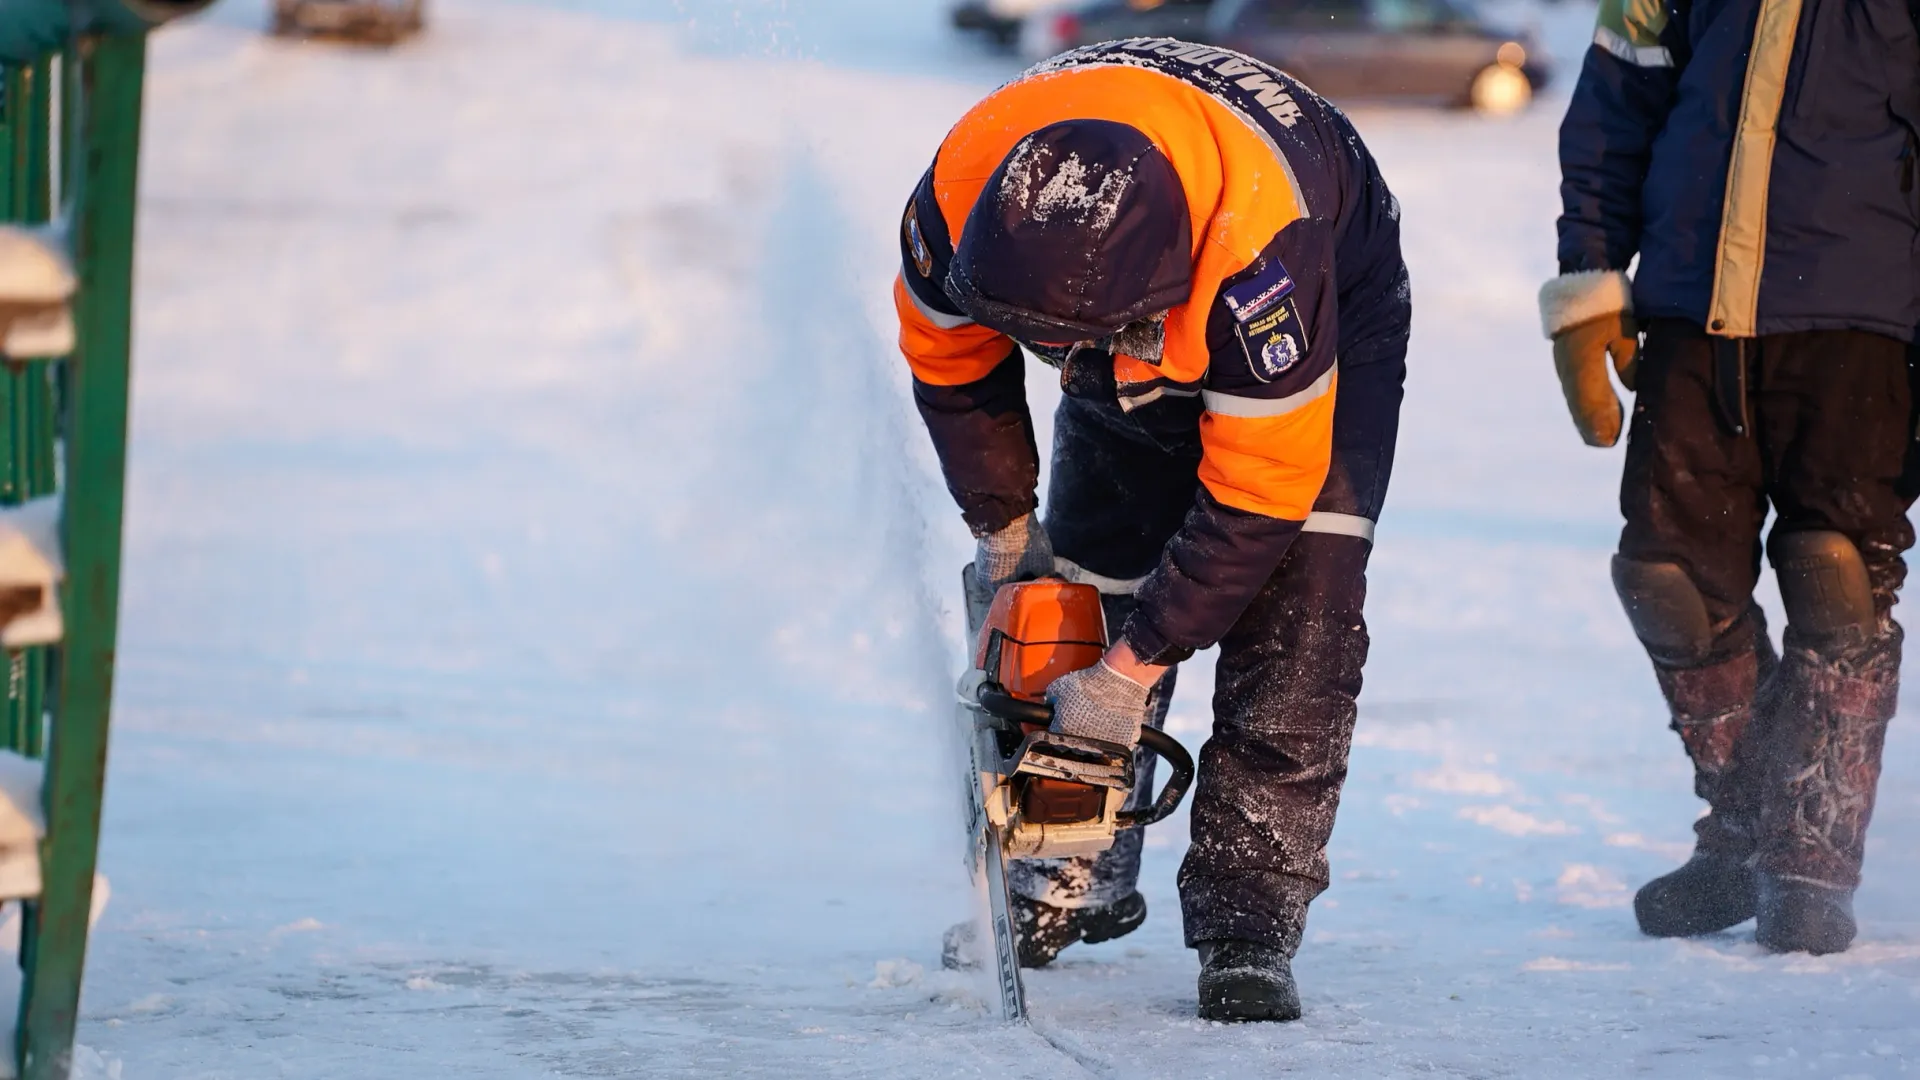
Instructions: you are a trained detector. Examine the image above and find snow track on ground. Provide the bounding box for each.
[65,1,1920,1076]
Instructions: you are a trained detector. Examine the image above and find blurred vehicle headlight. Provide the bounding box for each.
[987,0,1075,18]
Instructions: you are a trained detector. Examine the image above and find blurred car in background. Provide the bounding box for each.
[272,0,425,43]
[952,0,1077,46]
[1018,0,1215,59]
[1019,0,1549,114]
[1212,0,1547,112]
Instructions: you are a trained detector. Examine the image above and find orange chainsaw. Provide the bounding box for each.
[956,569,1195,1022]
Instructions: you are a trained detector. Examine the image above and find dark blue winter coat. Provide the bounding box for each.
[1558,0,1920,341]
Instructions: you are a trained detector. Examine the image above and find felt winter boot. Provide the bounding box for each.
[1634,631,1776,937]
[1752,627,1899,955]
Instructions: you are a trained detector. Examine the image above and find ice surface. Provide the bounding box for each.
[0,877,114,1080]
[64,0,1919,1077]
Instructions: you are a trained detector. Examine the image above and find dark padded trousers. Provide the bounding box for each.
[1620,320,1915,628]
[1621,320,1913,892]
[1019,352,1402,955]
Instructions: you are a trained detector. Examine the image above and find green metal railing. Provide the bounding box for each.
[0,2,212,1076]
[0,57,56,765]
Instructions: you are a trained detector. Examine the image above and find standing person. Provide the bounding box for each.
[894,38,1409,1020]
[1546,0,1918,954]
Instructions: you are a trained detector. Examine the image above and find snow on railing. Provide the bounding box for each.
[0,225,74,360]
[0,497,61,649]
[0,750,42,901]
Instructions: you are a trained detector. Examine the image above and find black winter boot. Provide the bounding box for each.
[1755,877,1856,956]
[940,891,1147,971]
[1752,626,1899,955]
[1196,940,1301,1022]
[1015,890,1147,967]
[1634,624,1775,937]
[1634,854,1756,938]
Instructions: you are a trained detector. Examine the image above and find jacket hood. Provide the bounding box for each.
[946,119,1192,344]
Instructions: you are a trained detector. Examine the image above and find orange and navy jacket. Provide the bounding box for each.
[897,39,1409,663]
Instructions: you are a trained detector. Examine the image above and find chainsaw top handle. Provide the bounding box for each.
[974,684,1196,830]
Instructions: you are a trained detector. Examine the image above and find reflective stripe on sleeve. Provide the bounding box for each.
[1301,512,1375,542]
[1117,384,1202,411]
[1200,362,1335,418]
[907,280,975,330]
[1050,556,1147,596]
[1592,26,1673,67]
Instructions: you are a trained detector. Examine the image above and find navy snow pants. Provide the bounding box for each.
[1008,350,1403,955]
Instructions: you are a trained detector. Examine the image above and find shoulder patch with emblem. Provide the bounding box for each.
[1221,257,1308,382]
[905,203,935,279]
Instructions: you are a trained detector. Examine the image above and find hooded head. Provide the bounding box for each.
[945,119,1192,347]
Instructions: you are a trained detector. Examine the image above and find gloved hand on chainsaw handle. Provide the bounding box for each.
[1046,657,1155,749]
[966,514,1055,635]
[975,512,1054,590]
[1540,270,1639,448]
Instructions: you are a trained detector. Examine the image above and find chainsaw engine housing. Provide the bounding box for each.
[969,579,1130,858]
[973,577,1106,701]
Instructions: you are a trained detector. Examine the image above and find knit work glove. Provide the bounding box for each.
[1045,660,1153,748]
[1539,270,1638,449]
[975,513,1054,591]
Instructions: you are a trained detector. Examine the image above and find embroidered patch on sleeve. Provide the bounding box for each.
[1221,257,1309,382]
[905,203,935,279]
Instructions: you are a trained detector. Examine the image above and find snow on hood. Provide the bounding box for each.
[997,146,1132,234]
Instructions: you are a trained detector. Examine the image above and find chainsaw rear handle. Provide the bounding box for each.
[1121,729,1195,829]
[975,683,1196,830]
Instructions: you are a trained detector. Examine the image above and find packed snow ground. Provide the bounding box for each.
[68,0,1918,1075]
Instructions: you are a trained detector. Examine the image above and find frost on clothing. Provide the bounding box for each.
[1619,322,1913,914]
[997,145,1129,232]
[944,119,1194,346]
[1030,360,1402,952]
[893,39,1408,665]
